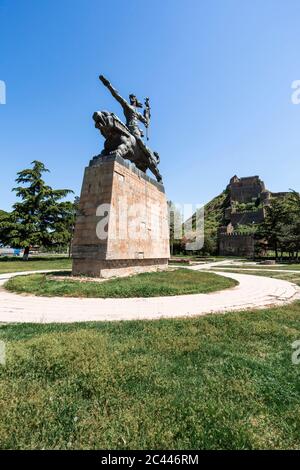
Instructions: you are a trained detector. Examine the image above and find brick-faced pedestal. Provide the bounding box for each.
[72,155,170,278]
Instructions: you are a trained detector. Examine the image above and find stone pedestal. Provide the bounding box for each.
[72,155,170,278]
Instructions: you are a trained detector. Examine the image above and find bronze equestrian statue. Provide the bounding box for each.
[93,75,162,183]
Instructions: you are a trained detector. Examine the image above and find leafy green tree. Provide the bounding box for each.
[65,196,79,257]
[0,210,11,247]
[168,201,183,256]
[286,191,300,259]
[200,229,218,255]
[256,197,288,259]
[0,210,8,220]
[256,192,300,260]
[0,161,74,259]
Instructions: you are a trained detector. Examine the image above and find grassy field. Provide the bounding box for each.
[1,302,300,449]
[220,264,300,271]
[5,269,237,298]
[213,269,300,286]
[171,255,245,262]
[0,257,71,274]
[2,258,300,449]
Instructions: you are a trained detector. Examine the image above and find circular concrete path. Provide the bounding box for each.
[0,264,299,323]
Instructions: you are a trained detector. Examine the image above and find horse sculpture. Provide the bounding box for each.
[92,75,163,183]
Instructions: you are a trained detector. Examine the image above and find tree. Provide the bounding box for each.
[200,229,218,255]
[256,192,300,260]
[0,210,8,220]
[65,196,79,257]
[256,197,288,259]
[168,201,183,256]
[286,190,300,259]
[0,161,74,259]
[0,210,11,247]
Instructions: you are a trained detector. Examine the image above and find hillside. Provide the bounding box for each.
[0,210,8,219]
[200,190,229,253]
[183,190,229,254]
[203,190,228,233]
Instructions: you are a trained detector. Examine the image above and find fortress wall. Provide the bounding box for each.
[230,208,265,227]
[218,233,255,257]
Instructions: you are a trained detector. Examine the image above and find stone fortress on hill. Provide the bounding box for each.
[218,175,288,256]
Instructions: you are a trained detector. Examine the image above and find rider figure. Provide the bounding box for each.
[100,75,148,138]
[99,75,159,164]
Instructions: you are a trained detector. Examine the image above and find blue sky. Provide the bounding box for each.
[1,0,300,211]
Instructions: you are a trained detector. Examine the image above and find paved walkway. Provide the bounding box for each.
[0,264,299,323]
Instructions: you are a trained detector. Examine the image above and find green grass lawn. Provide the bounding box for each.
[213,269,300,286]
[5,269,237,298]
[220,264,300,271]
[0,257,71,274]
[171,255,245,262]
[2,260,300,449]
[1,302,300,449]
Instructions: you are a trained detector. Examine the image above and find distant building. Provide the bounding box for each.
[218,175,288,257]
[0,248,23,257]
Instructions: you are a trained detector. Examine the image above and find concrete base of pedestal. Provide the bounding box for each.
[72,155,170,278]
